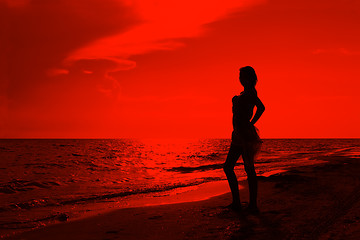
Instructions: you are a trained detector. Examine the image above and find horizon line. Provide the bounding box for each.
[1,137,359,140]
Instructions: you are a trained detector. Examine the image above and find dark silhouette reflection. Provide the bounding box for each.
[224,66,265,213]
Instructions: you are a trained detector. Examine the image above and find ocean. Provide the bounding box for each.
[0,138,359,236]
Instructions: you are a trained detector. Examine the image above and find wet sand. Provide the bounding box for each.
[8,155,360,240]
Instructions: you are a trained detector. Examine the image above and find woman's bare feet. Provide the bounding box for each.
[225,202,242,212]
[244,204,260,215]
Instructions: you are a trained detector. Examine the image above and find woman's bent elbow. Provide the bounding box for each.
[260,105,265,112]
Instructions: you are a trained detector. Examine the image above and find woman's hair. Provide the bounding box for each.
[239,66,257,88]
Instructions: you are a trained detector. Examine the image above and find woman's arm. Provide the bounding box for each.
[250,97,265,125]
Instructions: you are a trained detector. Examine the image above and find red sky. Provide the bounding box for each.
[1,0,359,138]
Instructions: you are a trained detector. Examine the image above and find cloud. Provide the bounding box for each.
[2,0,138,99]
[46,68,69,76]
[3,0,265,88]
[1,0,265,136]
[66,57,136,73]
[66,0,265,72]
[3,0,30,8]
[3,0,264,100]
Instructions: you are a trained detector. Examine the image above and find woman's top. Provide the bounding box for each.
[231,89,261,151]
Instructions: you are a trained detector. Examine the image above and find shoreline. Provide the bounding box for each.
[1,180,234,239]
[7,155,360,239]
[0,167,290,238]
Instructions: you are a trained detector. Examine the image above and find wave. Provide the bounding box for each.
[187,152,222,160]
[23,163,67,169]
[0,179,61,194]
[2,177,223,212]
[71,153,84,157]
[309,155,360,162]
[0,212,69,230]
[167,163,241,173]
[332,147,358,154]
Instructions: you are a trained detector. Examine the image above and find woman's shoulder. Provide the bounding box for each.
[233,89,258,102]
[232,95,240,102]
[244,88,258,99]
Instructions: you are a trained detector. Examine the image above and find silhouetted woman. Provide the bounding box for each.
[223,66,265,212]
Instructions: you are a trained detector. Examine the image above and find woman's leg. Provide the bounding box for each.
[223,144,242,208]
[243,149,258,210]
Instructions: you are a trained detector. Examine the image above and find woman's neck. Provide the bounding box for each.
[243,86,255,92]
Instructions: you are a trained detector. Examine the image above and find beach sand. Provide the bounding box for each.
[8,155,360,240]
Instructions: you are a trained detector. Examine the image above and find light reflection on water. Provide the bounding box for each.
[0,138,359,235]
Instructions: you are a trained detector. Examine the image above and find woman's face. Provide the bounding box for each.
[239,73,248,87]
